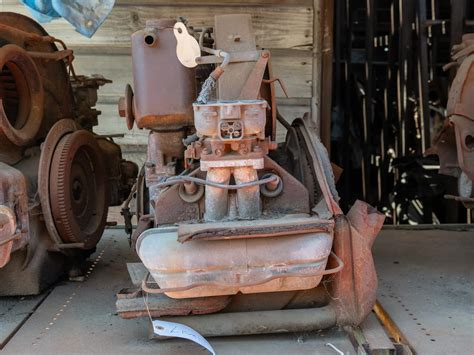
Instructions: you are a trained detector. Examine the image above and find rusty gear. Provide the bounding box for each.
[49,130,107,249]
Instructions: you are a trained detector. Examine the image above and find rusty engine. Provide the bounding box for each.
[116,15,385,329]
[0,13,137,295]
[429,34,474,209]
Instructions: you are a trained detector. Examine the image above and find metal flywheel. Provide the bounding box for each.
[49,129,107,249]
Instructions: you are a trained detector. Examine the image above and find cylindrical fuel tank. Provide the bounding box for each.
[131,19,196,130]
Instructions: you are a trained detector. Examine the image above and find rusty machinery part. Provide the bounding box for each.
[178,182,205,203]
[131,19,196,131]
[0,162,30,270]
[38,119,79,245]
[273,116,339,212]
[96,137,139,207]
[118,84,135,130]
[0,13,76,135]
[431,39,474,208]
[0,44,44,148]
[450,115,474,181]
[139,251,344,295]
[259,173,283,198]
[49,130,107,250]
[0,205,17,268]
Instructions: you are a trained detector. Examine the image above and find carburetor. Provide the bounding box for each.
[186,100,273,220]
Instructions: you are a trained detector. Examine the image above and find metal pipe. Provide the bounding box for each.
[233,167,260,219]
[204,167,231,221]
[155,306,337,337]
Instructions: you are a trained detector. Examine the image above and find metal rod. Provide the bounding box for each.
[154,306,337,337]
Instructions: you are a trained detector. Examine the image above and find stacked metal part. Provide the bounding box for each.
[0,13,137,295]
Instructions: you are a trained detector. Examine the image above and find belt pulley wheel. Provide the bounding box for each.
[49,130,107,249]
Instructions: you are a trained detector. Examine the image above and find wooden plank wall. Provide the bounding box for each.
[1,0,316,163]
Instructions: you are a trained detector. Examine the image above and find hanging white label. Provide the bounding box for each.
[152,319,216,355]
[173,22,201,68]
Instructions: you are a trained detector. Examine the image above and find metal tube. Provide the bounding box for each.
[156,306,337,337]
[233,167,260,219]
[204,167,231,221]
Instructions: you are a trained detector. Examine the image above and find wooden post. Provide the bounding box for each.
[312,0,333,153]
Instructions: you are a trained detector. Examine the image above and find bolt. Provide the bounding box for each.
[202,148,210,155]
[184,181,197,195]
[266,179,279,191]
[215,149,223,156]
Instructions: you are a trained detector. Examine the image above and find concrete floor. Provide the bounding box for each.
[374,228,474,354]
[0,227,473,354]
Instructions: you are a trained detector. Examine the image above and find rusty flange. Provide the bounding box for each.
[49,130,107,249]
[0,44,44,146]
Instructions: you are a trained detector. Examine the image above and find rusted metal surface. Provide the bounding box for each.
[38,119,79,246]
[118,84,135,130]
[0,206,17,268]
[214,14,257,101]
[177,217,333,243]
[49,130,107,249]
[451,115,474,181]
[0,44,44,165]
[125,14,383,330]
[71,74,111,130]
[238,50,270,100]
[96,137,138,207]
[137,232,341,298]
[328,201,385,325]
[0,13,75,137]
[0,13,136,293]
[131,19,196,130]
[0,163,29,269]
[430,35,474,208]
[117,289,231,319]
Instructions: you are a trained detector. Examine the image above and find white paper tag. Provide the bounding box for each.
[152,319,216,355]
[173,22,201,68]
